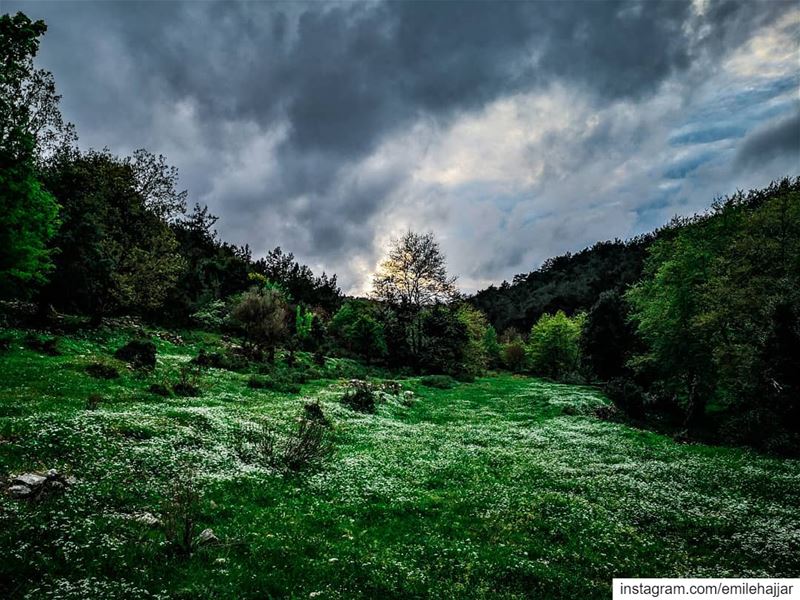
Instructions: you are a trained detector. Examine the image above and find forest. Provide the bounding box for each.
[1,10,799,599]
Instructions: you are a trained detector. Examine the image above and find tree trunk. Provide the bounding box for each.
[683,375,708,430]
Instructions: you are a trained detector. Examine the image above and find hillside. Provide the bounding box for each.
[2,326,798,599]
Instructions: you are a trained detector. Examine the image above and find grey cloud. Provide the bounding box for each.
[735,108,800,168]
[6,0,798,291]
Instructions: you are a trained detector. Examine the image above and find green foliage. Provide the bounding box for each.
[295,305,314,341]
[418,304,469,375]
[581,289,636,381]
[40,149,186,317]
[472,238,652,334]
[341,379,378,413]
[190,298,229,330]
[482,325,502,369]
[1,325,799,597]
[330,300,387,360]
[252,247,342,313]
[627,179,800,439]
[501,340,527,372]
[527,310,584,381]
[456,304,489,376]
[164,204,251,324]
[0,13,60,298]
[419,374,457,389]
[230,287,289,360]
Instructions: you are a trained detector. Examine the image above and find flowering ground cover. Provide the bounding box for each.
[1,327,798,599]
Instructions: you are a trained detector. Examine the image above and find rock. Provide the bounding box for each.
[8,484,33,498]
[196,528,219,545]
[133,512,161,527]
[13,473,46,488]
[114,339,157,370]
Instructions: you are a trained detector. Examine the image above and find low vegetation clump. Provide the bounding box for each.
[420,374,457,389]
[247,375,301,394]
[341,379,378,413]
[85,362,120,379]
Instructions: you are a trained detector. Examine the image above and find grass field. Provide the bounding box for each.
[1,327,798,599]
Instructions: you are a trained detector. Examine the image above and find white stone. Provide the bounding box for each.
[196,528,219,545]
[8,484,32,498]
[13,473,46,488]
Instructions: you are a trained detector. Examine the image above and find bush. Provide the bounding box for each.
[282,418,331,472]
[148,383,171,397]
[528,310,584,381]
[86,393,103,410]
[231,287,289,362]
[502,341,527,372]
[114,339,157,370]
[303,401,329,425]
[420,374,457,389]
[342,380,377,413]
[330,301,387,360]
[190,348,226,369]
[173,366,200,397]
[604,377,646,420]
[86,362,120,379]
[190,299,229,330]
[247,375,301,394]
[24,334,59,356]
[161,473,203,556]
[232,414,331,472]
[232,421,277,468]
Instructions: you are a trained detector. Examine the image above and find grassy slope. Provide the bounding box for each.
[0,327,798,599]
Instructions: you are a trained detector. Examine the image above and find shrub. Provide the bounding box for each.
[86,393,103,410]
[190,348,226,369]
[593,403,622,422]
[303,401,329,425]
[24,334,59,356]
[502,341,527,372]
[148,383,171,397]
[456,304,490,376]
[161,473,203,556]
[528,310,584,381]
[86,362,120,379]
[420,374,456,389]
[233,414,331,472]
[604,377,646,419]
[231,287,289,362]
[282,418,331,472]
[482,325,502,369]
[232,421,277,468]
[247,375,301,394]
[330,301,387,360]
[341,380,377,413]
[190,299,229,330]
[173,366,200,397]
[114,339,157,370]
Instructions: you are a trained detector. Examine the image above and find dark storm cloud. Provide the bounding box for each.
[735,108,800,168]
[6,0,798,290]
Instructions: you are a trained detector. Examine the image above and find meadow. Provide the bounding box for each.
[1,325,798,599]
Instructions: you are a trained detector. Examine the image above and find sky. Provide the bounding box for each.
[5,0,799,294]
